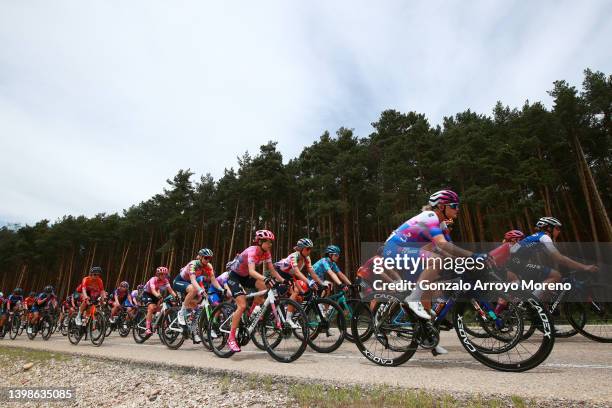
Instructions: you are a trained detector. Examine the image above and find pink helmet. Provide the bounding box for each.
[155,266,169,276]
[429,190,459,207]
[254,229,275,242]
[504,230,525,240]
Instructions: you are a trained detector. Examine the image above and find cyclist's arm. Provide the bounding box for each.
[306,267,325,286]
[550,251,596,272]
[247,261,266,281]
[432,236,474,258]
[114,293,120,304]
[210,276,223,291]
[292,268,310,285]
[326,269,343,285]
[337,271,352,285]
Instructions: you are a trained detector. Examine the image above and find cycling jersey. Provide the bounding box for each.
[7,294,23,310]
[113,287,129,301]
[78,276,105,296]
[179,260,214,282]
[507,232,558,281]
[383,211,450,280]
[230,245,272,277]
[24,296,35,309]
[312,257,341,281]
[144,276,170,294]
[274,251,312,274]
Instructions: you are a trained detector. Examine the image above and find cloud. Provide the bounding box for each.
[0,1,610,224]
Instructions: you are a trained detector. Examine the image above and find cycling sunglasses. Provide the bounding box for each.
[447,203,459,209]
[203,256,213,261]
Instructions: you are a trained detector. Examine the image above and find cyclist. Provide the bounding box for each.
[312,245,351,295]
[7,288,24,317]
[275,238,323,295]
[28,285,56,334]
[142,267,178,335]
[75,267,107,326]
[109,281,134,324]
[0,292,6,336]
[173,249,225,331]
[383,189,486,356]
[508,217,598,299]
[225,229,284,352]
[206,271,231,306]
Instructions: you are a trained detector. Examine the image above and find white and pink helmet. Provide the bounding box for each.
[428,189,459,207]
[254,229,275,242]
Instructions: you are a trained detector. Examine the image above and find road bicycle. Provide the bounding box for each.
[67,297,107,347]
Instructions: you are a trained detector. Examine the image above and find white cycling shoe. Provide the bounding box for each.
[287,319,301,329]
[193,334,202,343]
[432,345,448,356]
[177,311,186,326]
[75,315,83,326]
[407,301,431,320]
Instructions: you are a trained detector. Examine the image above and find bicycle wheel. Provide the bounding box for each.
[161,308,185,350]
[261,298,308,363]
[208,302,236,358]
[118,314,131,337]
[352,299,418,366]
[567,300,612,343]
[304,298,345,353]
[26,321,37,340]
[89,311,106,347]
[343,299,374,343]
[40,315,53,340]
[9,314,21,340]
[454,300,523,354]
[132,309,151,344]
[197,308,214,351]
[67,318,83,345]
[454,296,555,372]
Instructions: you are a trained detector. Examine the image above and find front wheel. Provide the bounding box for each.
[9,314,21,340]
[40,315,53,340]
[261,298,308,363]
[89,311,106,347]
[208,302,237,358]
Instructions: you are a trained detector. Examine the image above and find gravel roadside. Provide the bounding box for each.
[0,346,604,408]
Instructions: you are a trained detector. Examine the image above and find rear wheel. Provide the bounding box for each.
[67,317,83,345]
[9,314,21,340]
[132,309,151,344]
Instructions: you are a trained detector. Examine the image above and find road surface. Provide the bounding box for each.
[3,331,611,404]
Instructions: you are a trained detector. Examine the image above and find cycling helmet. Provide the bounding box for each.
[504,230,525,240]
[90,266,103,275]
[198,248,213,257]
[14,288,23,295]
[156,266,169,276]
[429,190,459,207]
[536,216,562,229]
[44,285,54,294]
[325,245,341,256]
[296,238,314,249]
[119,281,129,288]
[254,229,275,241]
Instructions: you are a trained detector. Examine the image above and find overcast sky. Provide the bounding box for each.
[1,1,611,225]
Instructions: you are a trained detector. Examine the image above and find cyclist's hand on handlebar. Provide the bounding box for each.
[264,277,275,288]
[584,265,599,273]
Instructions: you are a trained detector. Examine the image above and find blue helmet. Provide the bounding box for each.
[325,245,341,256]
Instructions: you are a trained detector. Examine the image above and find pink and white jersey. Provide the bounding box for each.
[386,211,445,244]
[274,251,312,273]
[230,245,272,277]
[144,276,170,294]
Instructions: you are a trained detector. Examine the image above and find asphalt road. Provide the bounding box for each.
[3,331,611,404]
